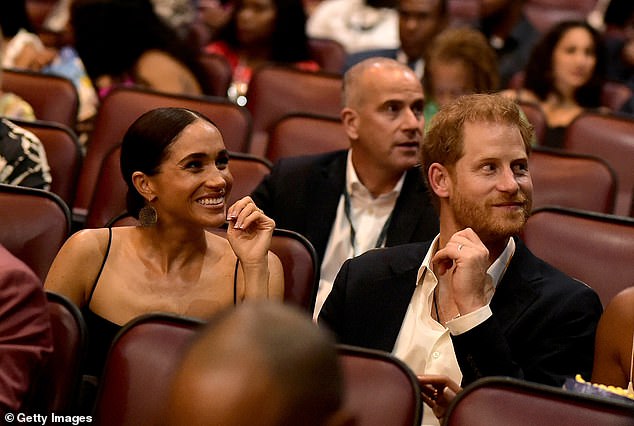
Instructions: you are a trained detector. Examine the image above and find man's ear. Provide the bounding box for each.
[341,107,359,141]
[131,171,156,202]
[427,163,451,199]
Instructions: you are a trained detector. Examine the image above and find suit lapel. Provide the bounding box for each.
[386,166,428,245]
[490,240,542,334]
[364,242,431,351]
[305,152,347,261]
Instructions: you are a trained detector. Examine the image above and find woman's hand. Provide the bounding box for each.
[226,196,275,265]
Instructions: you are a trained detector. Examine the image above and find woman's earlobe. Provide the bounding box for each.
[131,171,155,199]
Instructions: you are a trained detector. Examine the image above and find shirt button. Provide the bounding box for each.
[432,351,440,359]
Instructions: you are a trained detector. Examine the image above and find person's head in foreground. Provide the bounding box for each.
[165,301,355,426]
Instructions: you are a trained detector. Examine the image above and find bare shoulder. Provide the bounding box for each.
[136,49,201,95]
[58,228,111,263]
[44,227,112,305]
[137,49,182,69]
[604,287,634,319]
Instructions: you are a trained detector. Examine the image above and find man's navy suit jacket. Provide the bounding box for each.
[251,150,440,268]
[319,238,603,387]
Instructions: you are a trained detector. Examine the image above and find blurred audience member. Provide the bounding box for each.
[603,1,634,114]
[345,0,449,79]
[1,6,98,123]
[592,286,634,390]
[0,66,35,121]
[165,301,354,426]
[0,243,53,416]
[0,18,35,121]
[423,27,499,126]
[70,0,209,99]
[151,0,198,38]
[198,0,235,41]
[307,0,399,54]
[43,0,197,41]
[501,20,605,148]
[0,118,51,190]
[205,0,318,105]
[2,31,98,123]
[476,0,540,88]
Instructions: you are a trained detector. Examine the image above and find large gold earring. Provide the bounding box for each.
[139,204,157,227]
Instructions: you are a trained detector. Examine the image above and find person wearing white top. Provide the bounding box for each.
[319,93,602,425]
[251,58,439,316]
[307,0,399,54]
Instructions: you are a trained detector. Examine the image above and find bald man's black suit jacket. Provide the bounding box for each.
[319,238,603,387]
[251,150,440,267]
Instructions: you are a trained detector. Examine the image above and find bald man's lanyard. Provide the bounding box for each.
[342,186,393,256]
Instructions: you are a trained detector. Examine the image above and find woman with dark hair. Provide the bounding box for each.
[45,107,284,381]
[70,0,210,98]
[501,20,606,148]
[205,0,318,103]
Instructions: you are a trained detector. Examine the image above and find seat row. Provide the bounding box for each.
[2,182,633,313]
[34,294,634,424]
[9,106,632,232]
[32,297,423,426]
[4,65,633,220]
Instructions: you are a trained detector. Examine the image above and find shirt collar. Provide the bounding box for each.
[346,150,406,199]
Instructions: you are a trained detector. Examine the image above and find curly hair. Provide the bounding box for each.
[523,20,605,108]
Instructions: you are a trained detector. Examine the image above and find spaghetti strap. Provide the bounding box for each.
[233,258,240,305]
[87,227,113,306]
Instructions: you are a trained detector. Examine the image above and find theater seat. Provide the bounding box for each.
[93,313,203,426]
[444,376,634,426]
[9,118,82,207]
[0,184,71,281]
[246,65,342,156]
[522,207,634,306]
[516,100,547,145]
[266,113,348,163]
[2,68,79,128]
[564,111,634,216]
[196,53,233,97]
[308,38,347,74]
[338,345,422,426]
[26,291,87,414]
[529,147,617,214]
